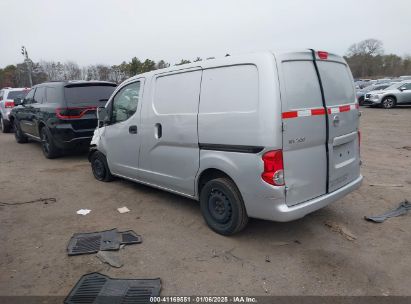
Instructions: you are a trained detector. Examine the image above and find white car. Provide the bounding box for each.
[0,87,30,133]
[364,82,411,108]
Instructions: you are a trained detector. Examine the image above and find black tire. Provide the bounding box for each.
[13,119,28,143]
[381,96,396,109]
[358,97,364,106]
[40,127,60,159]
[200,177,248,235]
[0,116,11,133]
[91,151,113,182]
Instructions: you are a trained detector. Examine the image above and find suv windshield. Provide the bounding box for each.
[7,90,29,99]
[64,84,116,106]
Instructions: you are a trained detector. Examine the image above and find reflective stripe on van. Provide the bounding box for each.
[282,103,358,119]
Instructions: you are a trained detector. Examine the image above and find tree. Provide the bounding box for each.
[194,57,202,62]
[156,60,170,69]
[347,39,384,57]
[175,59,191,66]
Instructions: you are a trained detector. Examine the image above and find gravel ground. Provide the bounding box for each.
[0,106,410,296]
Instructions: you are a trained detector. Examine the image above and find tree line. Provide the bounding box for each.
[1,39,410,88]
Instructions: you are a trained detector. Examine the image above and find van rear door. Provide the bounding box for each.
[278,51,360,207]
[315,52,360,192]
[278,52,327,206]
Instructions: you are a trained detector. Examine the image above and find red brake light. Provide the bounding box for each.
[261,150,285,186]
[317,51,329,60]
[56,106,96,119]
[5,101,15,108]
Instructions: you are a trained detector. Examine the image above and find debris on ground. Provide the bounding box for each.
[265,255,271,263]
[365,200,411,223]
[67,228,142,255]
[400,146,411,151]
[64,272,161,303]
[96,251,123,268]
[76,209,91,215]
[117,206,130,213]
[0,197,56,207]
[369,184,403,188]
[324,220,357,241]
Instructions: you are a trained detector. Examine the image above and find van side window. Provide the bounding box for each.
[111,81,140,123]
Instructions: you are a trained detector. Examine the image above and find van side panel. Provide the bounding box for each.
[138,70,202,196]
[197,57,286,219]
[198,65,260,146]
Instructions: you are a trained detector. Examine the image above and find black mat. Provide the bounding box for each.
[64,272,161,304]
[67,229,142,255]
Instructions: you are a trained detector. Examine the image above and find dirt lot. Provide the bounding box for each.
[0,107,410,297]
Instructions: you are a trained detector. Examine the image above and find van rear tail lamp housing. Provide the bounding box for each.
[261,150,285,186]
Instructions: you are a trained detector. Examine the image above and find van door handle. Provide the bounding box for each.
[129,125,138,134]
[155,123,162,139]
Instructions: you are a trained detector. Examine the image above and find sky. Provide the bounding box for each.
[0,0,410,68]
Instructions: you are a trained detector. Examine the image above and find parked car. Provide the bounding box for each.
[9,81,117,158]
[0,87,30,133]
[363,81,411,108]
[356,84,391,105]
[89,50,362,235]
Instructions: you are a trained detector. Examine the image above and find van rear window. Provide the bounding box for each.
[317,62,355,106]
[282,61,323,110]
[64,85,116,105]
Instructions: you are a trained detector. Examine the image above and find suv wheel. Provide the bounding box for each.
[200,177,248,235]
[0,116,11,133]
[40,127,60,159]
[13,120,28,143]
[91,151,113,182]
[381,97,396,109]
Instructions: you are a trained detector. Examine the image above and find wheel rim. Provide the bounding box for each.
[14,122,21,137]
[0,117,3,131]
[41,130,50,154]
[92,158,105,178]
[208,188,232,224]
[383,98,394,108]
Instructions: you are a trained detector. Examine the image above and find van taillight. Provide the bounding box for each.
[261,150,285,186]
[56,107,96,119]
[5,101,14,108]
[318,51,329,60]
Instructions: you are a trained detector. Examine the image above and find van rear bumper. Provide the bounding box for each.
[244,175,363,222]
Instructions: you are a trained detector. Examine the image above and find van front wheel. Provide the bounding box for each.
[91,151,113,182]
[200,178,248,235]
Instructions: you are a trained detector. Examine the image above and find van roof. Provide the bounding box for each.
[124,50,346,82]
[33,80,117,88]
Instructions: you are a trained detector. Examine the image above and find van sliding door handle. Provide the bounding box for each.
[129,125,138,134]
[155,123,162,139]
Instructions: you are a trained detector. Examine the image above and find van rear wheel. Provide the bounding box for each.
[91,151,113,182]
[200,177,248,235]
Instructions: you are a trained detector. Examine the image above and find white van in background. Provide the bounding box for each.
[89,50,362,235]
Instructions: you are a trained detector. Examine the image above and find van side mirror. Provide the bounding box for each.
[399,87,407,91]
[97,107,110,123]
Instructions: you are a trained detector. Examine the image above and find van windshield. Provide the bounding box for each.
[64,84,116,106]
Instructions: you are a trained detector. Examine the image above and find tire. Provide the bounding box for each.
[0,116,11,133]
[358,97,364,106]
[13,119,28,143]
[91,151,113,182]
[200,177,248,235]
[40,127,60,159]
[381,96,396,109]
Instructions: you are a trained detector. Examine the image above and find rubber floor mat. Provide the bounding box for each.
[67,228,142,255]
[64,272,161,304]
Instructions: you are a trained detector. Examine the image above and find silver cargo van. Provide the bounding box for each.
[90,50,362,235]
